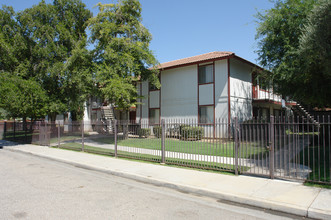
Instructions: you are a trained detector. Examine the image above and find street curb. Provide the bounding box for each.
[4,147,327,219]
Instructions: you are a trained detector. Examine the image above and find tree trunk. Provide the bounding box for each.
[23,116,27,132]
[49,113,57,122]
[48,113,57,138]
[29,118,34,132]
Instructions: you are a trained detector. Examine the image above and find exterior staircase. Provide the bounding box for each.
[291,104,320,127]
[101,106,115,133]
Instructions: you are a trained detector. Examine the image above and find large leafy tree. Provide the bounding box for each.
[255,0,330,107]
[0,0,93,122]
[88,0,159,110]
[0,6,25,73]
[296,0,331,107]
[18,0,93,121]
[0,74,48,122]
[0,5,44,123]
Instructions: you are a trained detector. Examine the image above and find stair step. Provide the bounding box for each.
[291,103,320,127]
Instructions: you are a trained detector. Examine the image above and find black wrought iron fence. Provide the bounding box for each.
[1,115,330,184]
[0,121,41,144]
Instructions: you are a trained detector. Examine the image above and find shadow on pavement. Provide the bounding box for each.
[0,140,20,149]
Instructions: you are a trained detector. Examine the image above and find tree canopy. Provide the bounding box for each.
[0,0,93,121]
[0,74,48,120]
[88,0,159,109]
[0,0,159,121]
[255,0,330,107]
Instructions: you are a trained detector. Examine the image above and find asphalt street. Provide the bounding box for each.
[0,150,307,220]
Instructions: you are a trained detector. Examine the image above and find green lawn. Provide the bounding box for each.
[1,130,39,144]
[93,136,267,159]
[54,143,248,172]
[298,145,330,183]
[50,134,268,159]
[50,135,85,144]
[1,130,35,138]
[286,130,319,135]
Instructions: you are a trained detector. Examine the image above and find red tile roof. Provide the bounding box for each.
[157,51,234,70]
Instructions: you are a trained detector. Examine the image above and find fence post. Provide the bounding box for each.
[45,121,48,146]
[57,122,60,148]
[4,122,6,139]
[81,121,84,151]
[234,117,239,175]
[114,120,118,157]
[13,119,16,139]
[269,116,275,179]
[161,119,165,164]
[24,121,27,143]
[38,121,41,146]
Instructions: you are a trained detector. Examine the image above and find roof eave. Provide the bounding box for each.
[158,54,235,71]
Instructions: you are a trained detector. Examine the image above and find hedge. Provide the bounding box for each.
[180,126,204,140]
[138,128,151,138]
[153,126,162,138]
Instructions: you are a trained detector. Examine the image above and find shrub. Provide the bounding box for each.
[153,126,162,138]
[180,126,204,140]
[167,124,179,137]
[179,124,190,134]
[138,128,151,138]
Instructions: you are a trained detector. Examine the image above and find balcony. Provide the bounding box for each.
[252,85,297,106]
[252,85,282,103]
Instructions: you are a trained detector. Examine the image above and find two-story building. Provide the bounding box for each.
[136,51,292,126]
[54,51,301,135]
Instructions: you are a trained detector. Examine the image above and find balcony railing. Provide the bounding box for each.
[252,86,282,103]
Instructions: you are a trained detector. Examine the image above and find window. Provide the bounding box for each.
[198,64,213,84]
[149,108,160,124]
[199,106,214,124]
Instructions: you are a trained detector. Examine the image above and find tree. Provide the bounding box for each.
[0,0,93,122]
[88,0,159,110]
[0,5,49,124]
[0,5,25,73]
[63,38,94,120]
[255,0,330,107]
[296,0,331,107]
[0,74,48,123]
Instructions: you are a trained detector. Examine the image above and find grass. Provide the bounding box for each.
[59,143,113,154]
[304,182,331,189]
[93,136,268,159]
[1,130,40,144]
[297,144,330,184]
[54,143,249,173]
[50,135,85,144]
[285,129,319,136]
[2,130,36,138]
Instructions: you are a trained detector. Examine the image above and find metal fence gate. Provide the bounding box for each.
[237,116,330,183]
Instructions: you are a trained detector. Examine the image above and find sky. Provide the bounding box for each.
[0,0,274,65]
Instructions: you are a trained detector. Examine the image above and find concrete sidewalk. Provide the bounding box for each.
[2,141,330,219]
